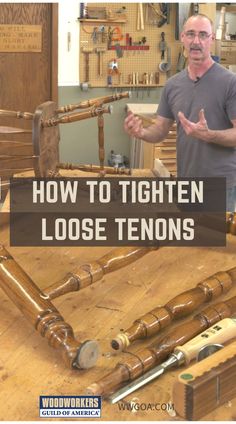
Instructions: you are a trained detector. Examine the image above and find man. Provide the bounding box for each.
[124,14,236,211]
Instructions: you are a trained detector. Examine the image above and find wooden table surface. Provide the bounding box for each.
[0,171,236,421]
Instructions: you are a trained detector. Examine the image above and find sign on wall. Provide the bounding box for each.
[0,25,42,52]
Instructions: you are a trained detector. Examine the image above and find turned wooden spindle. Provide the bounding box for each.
[57,163,131,175]
[98,114,105,170]
[0,109,33,120]
[56,92,131,114]
[40,213,236,301]
[86,295,236,397]
[111,266,236,351]
[42,105,112,128]
[227,212,236,235]
[44,247,157,300]
[0,126,32,134]
[0,246,99,369]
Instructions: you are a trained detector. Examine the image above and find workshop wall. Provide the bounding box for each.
[79,3,181,88]
[59,2,178,165]
[58,2,216,166]
[59,86,162,165]
[58,1,80,86]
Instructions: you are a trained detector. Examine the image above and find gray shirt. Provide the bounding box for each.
[158,63,236,187]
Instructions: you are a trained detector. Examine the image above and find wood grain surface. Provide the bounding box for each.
[0,237,235,420]
[0,170,236,420]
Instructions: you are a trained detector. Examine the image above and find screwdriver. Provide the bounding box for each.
[108,317,236,404]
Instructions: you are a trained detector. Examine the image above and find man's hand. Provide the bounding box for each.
[124,111,145,139]
[178,109,211,141]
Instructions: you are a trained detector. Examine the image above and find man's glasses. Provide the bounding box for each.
[184,31,212,40]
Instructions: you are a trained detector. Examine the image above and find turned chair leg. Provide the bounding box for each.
[0,245,98,369]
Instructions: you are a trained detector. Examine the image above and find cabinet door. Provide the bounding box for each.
[0,3,58,135]
[0,3,58,192]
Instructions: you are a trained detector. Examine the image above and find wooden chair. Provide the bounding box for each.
[0,92,154,371]
[0,91,131,201]
[0,109,34,200]
[1,94,233,373]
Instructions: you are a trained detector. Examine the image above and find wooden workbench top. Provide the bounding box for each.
[0,171,236,421]
[0,233,235,420]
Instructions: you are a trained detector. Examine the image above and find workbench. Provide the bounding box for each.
[0,170,236,421]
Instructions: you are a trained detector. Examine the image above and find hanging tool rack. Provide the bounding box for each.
[78,3,182,88]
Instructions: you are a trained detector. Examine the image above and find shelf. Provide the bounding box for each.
[108,45,150,51]
[106,84,162,88]
[78,18,127,24]
[216,4,236,13]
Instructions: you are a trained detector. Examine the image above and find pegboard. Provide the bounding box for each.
[79,3,182,88]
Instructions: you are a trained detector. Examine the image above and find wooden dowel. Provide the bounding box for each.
[98,114,105,169]
[44,247,157,300]
[58,163,131,175]
[56,92,131,114]
[42,105,112,128]
[0,109,33,120]
[137,3,140,31]
[139,3,144,30]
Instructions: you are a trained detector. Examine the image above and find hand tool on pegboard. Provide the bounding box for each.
[95,47,106,76]
[159,3,170,26]
[137,3,144,31]
[175,3,191,40]
[91,27,98,43]
[216,6,226,40]
[114,5,126,18]
[159,46,172,77]
[107,58,121,86]
[145,3,149,23]
[111,26,123,43]
[98,25,106,43]
[81,47,93,82]
[114,43,123,58]
[193,3,199,15]
[141,36,147,54]
[147,3,168,27]
[159,31,167,59]
[107,26,112,49]
[67,27,71,51]
[79,3,87,19]
[176,47,186,72]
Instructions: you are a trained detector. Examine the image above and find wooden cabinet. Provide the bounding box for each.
[142,126,177,175]
[216,40,236,65]
[0,3,58,188]
[127,103,177,176]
